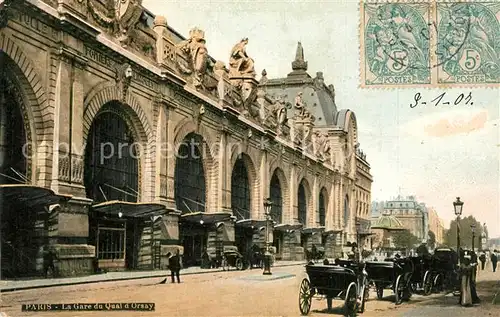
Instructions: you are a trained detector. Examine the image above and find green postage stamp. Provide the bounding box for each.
[360,0,500,88]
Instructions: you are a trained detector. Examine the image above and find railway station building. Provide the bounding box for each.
[0,0,372,278]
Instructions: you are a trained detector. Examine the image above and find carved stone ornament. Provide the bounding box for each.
[88,0,144,48]
[229,38,256,78]
[176,27,211,89]
[294,92,315,122]
[0,0,14,29]
[314,72,325,90]
[314,131,331,161]
[193,104,205,132]
[115,63,133,102]
[213,61,227,102]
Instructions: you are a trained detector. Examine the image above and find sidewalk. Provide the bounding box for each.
[0,260,305,293]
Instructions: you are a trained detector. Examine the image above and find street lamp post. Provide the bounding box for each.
[355,219,361,262]
[263,198,273,275]
[471,223,476,252]
[453,197,464,264]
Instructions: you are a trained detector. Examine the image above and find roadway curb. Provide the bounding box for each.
[0,262,304,293]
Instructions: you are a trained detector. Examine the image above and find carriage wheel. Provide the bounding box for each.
[433,274,442,293]
[344,282,358,316]
[298,278,312,315]
[376,284,384,299]
[423,271,432,296]
[394,275,404,305]
[235,259,243,271]
[222,259,228,271]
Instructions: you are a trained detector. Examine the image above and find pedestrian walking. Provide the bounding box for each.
[491,250,497,272]
[479,252,486,270]
[169,248,182,283]
[43,246,58,278]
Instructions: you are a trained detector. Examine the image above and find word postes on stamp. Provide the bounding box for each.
[360,0,500,88]
[436,1,500,86]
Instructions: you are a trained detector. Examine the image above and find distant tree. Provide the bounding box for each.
[444,216,483,249]
[392,230,419,249]
[428,230,436,249]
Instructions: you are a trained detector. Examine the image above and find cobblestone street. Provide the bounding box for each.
[1,265,499,317]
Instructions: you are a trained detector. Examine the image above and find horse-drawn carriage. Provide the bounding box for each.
[221,250,244,271]
[409,255,433,295]
[431,248,459,293]
[365,257,414,305]
[298,260,369,316]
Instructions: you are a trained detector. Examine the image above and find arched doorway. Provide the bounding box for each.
[298,180,310,251]
[231,157,252,257]
[270,171,283,257]
[0,55,37,278]
[231,158,250,220]
[270,173,283,224]
[84,104,140,270]
[175,132,207,266]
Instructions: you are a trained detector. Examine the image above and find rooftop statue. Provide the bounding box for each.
[294,92,314,121]
[176,27,210,89]
[229,38,256,78]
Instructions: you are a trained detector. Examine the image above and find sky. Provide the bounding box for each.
[143,0,500,237]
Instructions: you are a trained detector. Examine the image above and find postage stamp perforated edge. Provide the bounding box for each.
[358,0,500,89]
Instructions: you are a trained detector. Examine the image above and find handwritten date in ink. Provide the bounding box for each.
[410,92,473,108]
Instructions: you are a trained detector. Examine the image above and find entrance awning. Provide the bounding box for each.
[235,219,268,229]
[0,184,72,208]
[302,227,325,234]
[181,212,232,225]
[323,229,343,236]
[274,223,303,232]
[92,200,166,218]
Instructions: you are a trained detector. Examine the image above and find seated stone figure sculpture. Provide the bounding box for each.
[229,38,255,77]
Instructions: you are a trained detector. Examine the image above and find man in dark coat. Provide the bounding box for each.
[479,252,486,270]
[169,249,182,283]
[491,250,498,272]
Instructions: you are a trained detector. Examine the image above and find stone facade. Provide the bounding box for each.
[0,0,371,278]
[381,196,428,242]
[427,207,445,245]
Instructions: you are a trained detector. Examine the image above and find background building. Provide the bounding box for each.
[427,207,445,245]
[383,196,428,242]
[0,0,371,278]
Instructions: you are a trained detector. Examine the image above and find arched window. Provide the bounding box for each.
[0,72,26,184]
[298,183,307,225]
[270,172,282,223]
[319,191,326,227]
[231,158,250,220]
[84,107,138,203]
[343,195,349,228]
[175,133,206,213]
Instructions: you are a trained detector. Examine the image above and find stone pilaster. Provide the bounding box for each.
[51,44,88,198]
[311,173,319,227]
[153,99,170,205]
[328,182,336,230]
[217,130,231,213]
[49,197,95,277]
[258,147,268,219]
[290,163,298,224]
[165,102,177,212]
